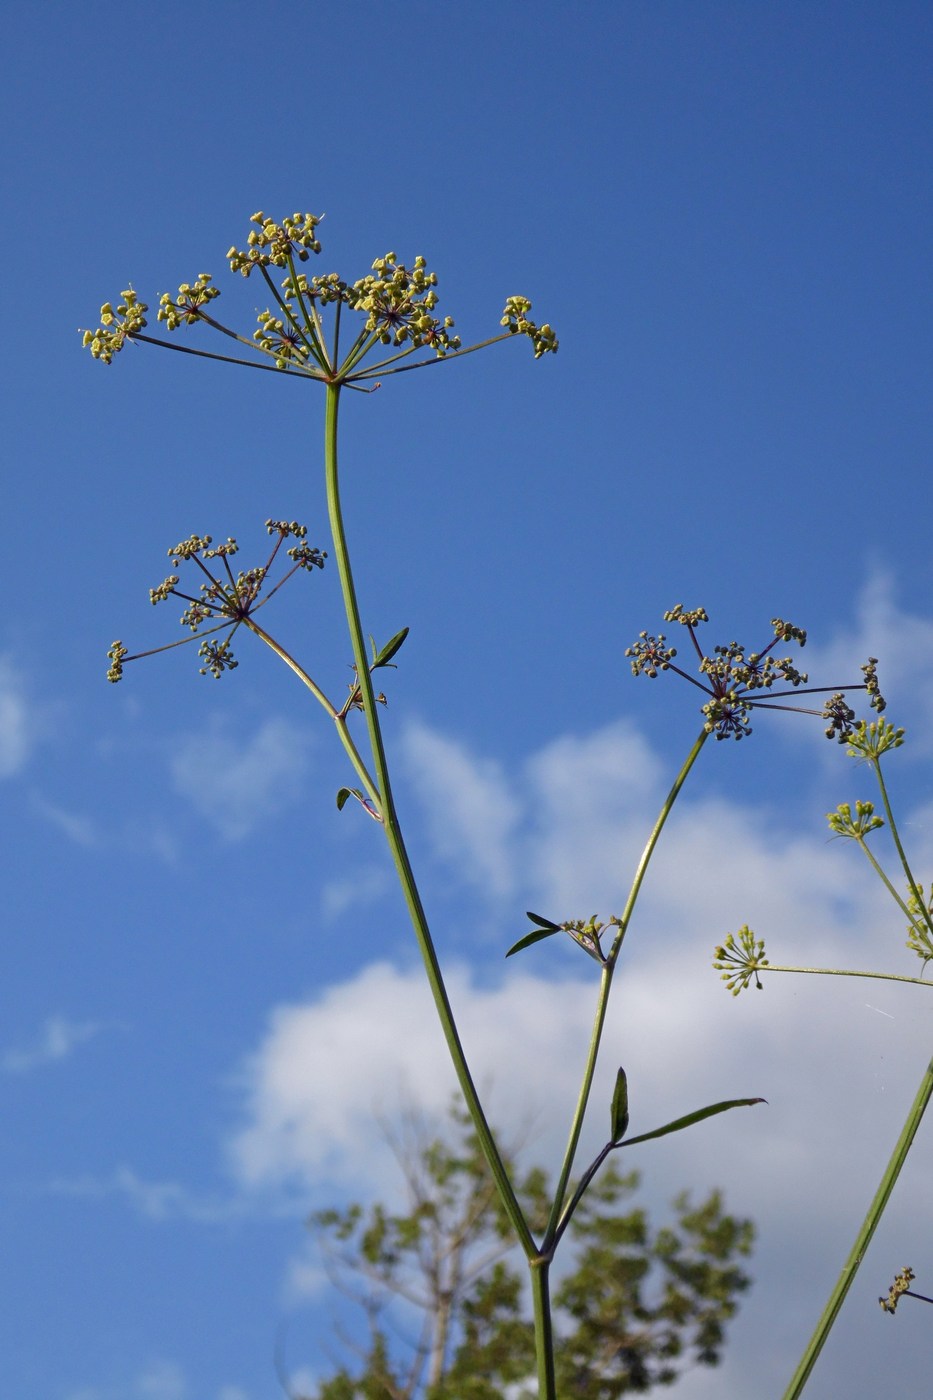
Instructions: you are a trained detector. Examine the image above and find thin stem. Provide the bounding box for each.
[544,730,709,1248]
[543,962,613,1249]
[259,263,329,372]
[130,332,325,379]
[322,383,534,1258]
[347,331,517,380]
[855,837,915,922]
[782,1051,933,1399]
[123,618,235,663]
[285,253,332,370]
[873,759,933,938]
[530,1257,557,1400]
[608,729,710,963]
[337,327,382,380]
[243,617,380,809]
[554,1141,615,1247]
[760,964,931,988]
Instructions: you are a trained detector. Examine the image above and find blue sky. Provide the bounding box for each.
[5,2,933,1396]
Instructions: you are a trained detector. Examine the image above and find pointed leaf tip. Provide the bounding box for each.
[373,627,410,669]
[337,786,364,811]
[526,911,561,930]
[620,1096,766,1149]
[506,925,561,958]
[610,1067,630,1143]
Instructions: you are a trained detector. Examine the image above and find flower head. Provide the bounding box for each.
[83,209,556,381]
[106,521,326,682]
[81,289,148,363]
[713,926,770,995]
[627,605,886,741]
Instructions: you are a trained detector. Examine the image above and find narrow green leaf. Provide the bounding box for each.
[506,926,561,958]
[337,786,365,811]
[526,910,561,931]
[373,626,410,669]
[610,1067,629,1143]
[621,1097,766,1149]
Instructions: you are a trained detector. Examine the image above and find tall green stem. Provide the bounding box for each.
[531,1258,557,1400]
[544,728,709,1247]
[322,382,534,1259]
[782,1050,933,1399]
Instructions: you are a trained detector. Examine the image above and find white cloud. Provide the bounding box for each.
[229,960,603,1204]
[136,1360,187,1400]
[320,863,392,919]
[223,583,933,1394]
[0,656,41,778]
[1,1015,103,1074]
[29,793,100,846]
[46,1165,247,1225]
[170,715,313,841]
[402,720,522,898]
[216,1387,250,1400]
[65,1361,190,1400]
[805,571,933,749]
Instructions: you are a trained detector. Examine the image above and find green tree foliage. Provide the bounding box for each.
[295,1104,754,1399]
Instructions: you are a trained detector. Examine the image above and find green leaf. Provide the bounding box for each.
[621,1097,766,1149]
[372,627,410,669]
[526,910,561,930]
[337,786,365,811]
[610,1067,629,1143]
[505,926,561,958]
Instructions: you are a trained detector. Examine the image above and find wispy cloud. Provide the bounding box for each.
[0,656,43,778]
[1,1015,103,1074]
[321,864,392,919]
[29,793,100,847]
[402,721,522,898]
[46,1165,250,1225]
[66,1364,243,1400]
[136,1360,188,1400]
[170,715,313,841]
[798,570,933,754]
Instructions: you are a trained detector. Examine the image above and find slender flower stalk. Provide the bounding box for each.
[782,1053,933,1400]
[89,209,892,1397]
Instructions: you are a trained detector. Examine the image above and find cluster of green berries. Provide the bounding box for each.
[227,211,323,275]
[713,927,770,995]
[81,210,558,371]
[501,296,559,358]
[346,253,461,355]
[158,274,221,330]
[82,289,148,363]
[880,1267,916,1314]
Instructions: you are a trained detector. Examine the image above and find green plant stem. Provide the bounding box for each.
[322,382,534,1262]
[609,728,709,963]
[244,617,380,809]
[855,836,914,922]
[543,729,710,1248]
[530,1257,557,1400]
[873,759,933,938]
[782,1050,933,1399]
[761,964,932,989]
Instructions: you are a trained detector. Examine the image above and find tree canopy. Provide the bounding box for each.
[294,1103,754,1399]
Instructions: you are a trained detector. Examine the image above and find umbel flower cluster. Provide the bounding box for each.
[82,211,557,380]
[107,521,325,682]
[626,604,885,741]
